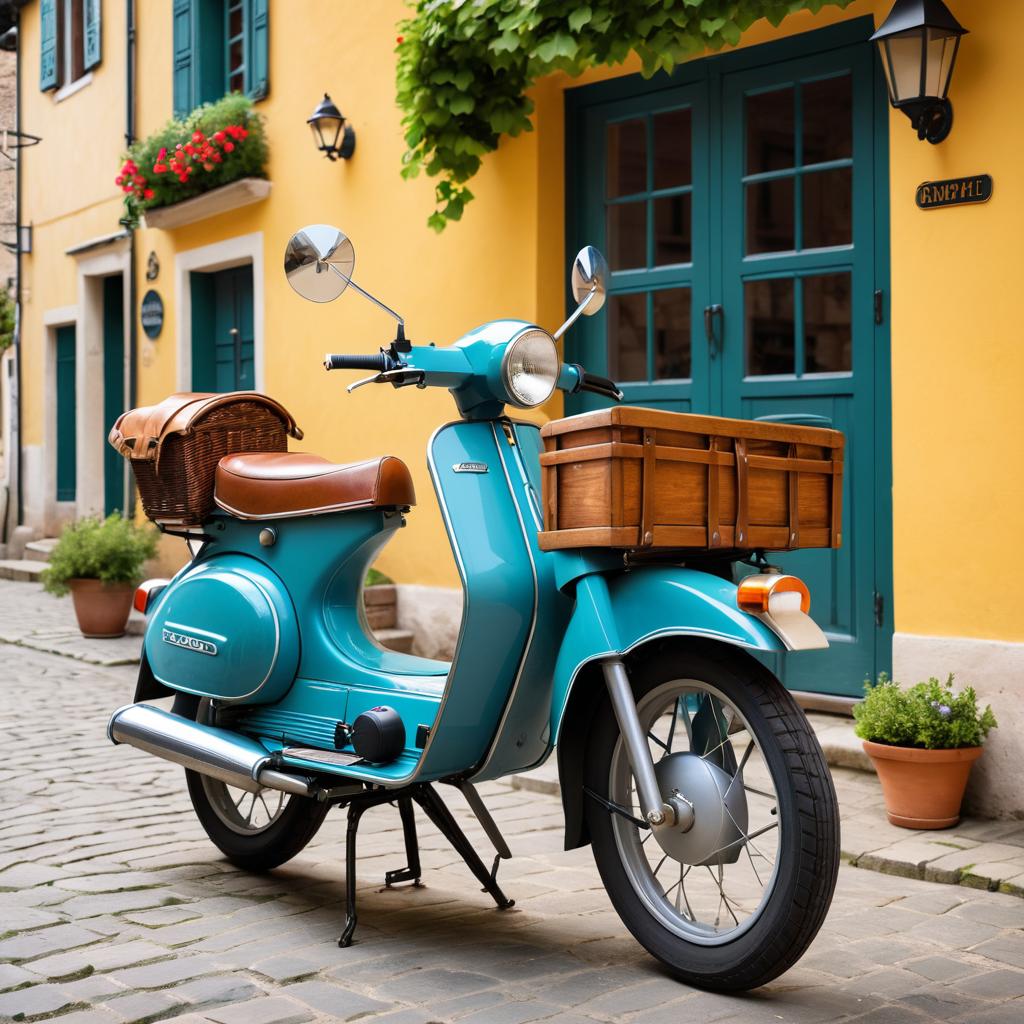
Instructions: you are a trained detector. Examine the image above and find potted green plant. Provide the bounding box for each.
[854,674,997,830]
[42,515,158,638]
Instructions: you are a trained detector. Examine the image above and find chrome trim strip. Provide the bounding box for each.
[213,496,410,521]
[469,419,540,779]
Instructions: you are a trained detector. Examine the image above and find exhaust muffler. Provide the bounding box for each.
[108,703,315,798]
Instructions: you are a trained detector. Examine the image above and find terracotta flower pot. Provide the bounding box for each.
[862,739,983,830]
[68,579,135,638]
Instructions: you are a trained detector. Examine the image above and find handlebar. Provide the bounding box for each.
[323,352,396,372]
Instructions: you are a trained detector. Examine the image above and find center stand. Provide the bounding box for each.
[338,781,515,947]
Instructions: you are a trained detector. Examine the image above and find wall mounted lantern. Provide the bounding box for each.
[308,94,356,161]
[871,0,967,144]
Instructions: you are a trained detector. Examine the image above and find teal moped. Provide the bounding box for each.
[108,225,840,991]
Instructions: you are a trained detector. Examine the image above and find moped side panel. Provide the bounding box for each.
[469,421,573,782]
[550,567,785,742]
[410,420,539,780]
[144,554,299,705]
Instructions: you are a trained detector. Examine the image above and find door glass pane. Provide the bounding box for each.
[804,273,852,373]
[607,118,646,197]
[746,178,794,254]
[608,292,647,381]
[803,74,852,165]
[803,167,852,249]
[745,278,794,376]
[653,108,692,189]
[653,289,691,379]
[607,201,646,270]
[654,194,692,266]
[746,87,795,173]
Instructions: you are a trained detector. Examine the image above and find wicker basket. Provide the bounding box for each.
[109,392,302,527]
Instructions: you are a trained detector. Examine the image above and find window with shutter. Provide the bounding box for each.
[41,0,100,94]
[40,0,58,90]
[172,0,269,117]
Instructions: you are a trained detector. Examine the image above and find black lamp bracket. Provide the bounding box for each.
[898,97,954,144]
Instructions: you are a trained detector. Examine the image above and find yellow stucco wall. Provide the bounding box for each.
[17,0,1024,642]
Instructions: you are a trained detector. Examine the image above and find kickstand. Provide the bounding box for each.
[413,783,515,911]
[384,796,423,889]
[340,800,367,948]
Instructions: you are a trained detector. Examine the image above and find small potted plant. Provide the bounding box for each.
[854,674,997,830]
[42,514,158,638]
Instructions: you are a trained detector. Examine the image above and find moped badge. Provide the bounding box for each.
[161,628,218,657]
[452,462,488,473]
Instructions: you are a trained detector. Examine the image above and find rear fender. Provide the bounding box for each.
[552,566,785,851]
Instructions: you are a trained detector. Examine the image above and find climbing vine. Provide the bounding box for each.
[396,0,853,230]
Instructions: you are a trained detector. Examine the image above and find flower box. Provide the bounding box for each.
[142,177,271,230]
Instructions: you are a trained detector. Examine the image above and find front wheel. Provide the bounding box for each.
[584,642,840,991]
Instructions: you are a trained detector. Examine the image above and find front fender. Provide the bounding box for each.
[550,566,783,743]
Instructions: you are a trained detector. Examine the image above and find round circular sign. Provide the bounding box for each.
[140,289,164,340]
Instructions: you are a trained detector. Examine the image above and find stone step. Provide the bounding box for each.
[23,538,59,563]
[373,627,414,654]
[0,560,47,583]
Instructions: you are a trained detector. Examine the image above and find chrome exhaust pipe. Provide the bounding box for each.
[108,703,315,798]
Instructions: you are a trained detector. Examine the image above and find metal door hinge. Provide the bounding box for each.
[873,591,885,628]
[873,290,884,325]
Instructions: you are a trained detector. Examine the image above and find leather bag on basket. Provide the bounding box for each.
[109,391,303,526]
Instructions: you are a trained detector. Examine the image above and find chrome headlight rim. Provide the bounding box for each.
[500,326,559,409]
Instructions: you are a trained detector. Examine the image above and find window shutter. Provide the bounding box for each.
[172,0,195,117]
[83,0,102,71]
[40,0,58,91]
[249,0,269,100]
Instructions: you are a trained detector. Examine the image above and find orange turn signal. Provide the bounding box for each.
[737,574,810,615]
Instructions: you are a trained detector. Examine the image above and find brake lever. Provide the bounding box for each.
[346,368,425,394]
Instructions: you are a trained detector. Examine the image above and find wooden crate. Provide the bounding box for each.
[538,407,844,553]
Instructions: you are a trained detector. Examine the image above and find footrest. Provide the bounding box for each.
[282,747,362,768]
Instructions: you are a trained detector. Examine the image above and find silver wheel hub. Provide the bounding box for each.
[651,752,748,866]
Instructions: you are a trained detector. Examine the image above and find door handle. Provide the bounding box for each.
[703,304,723,359]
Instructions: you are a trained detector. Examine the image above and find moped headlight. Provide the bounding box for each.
[501,328,559,408]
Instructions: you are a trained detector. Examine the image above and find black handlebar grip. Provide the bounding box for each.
[323,352,393,372]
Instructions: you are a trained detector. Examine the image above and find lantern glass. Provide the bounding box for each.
[925,27,960,99]
[311,116,343,154]
[881,30,924,104]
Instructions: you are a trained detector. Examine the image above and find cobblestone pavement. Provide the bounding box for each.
[2,644,1024,1024]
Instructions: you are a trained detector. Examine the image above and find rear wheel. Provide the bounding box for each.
[584,643,839,991]
[185,702,329,871]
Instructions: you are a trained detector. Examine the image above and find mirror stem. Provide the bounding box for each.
[553,286,597,341]
[327,264,405,326]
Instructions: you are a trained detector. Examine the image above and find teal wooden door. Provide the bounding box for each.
[566,21,891,698]
[55,325,77,502]
[572,80,711,412]
[103,275,125,515]
[191,265,255,392]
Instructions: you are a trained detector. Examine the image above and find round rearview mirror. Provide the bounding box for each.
[570,246,608,316]
[284,224,356,303]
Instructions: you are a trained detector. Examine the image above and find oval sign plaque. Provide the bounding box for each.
[140,289,164,339]
[916,174,993,210]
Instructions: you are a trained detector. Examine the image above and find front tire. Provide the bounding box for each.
[584,641,839,991]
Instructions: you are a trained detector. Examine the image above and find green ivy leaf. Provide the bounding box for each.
[397,0,854,230]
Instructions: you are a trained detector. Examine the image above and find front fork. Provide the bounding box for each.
[601,657,694,832]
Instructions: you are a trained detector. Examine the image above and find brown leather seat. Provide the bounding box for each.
[214,452,416,520]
